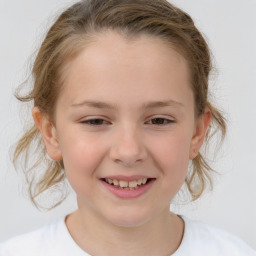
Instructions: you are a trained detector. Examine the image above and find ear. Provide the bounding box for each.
[32,107,62,161]
[189,108,211,159]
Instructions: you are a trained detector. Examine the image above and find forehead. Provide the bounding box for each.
[65,30,189,78]
[58,30,193,110]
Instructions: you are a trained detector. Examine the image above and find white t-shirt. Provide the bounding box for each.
[0,216,255,256]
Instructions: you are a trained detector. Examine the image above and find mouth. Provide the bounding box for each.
[101,177,155,190]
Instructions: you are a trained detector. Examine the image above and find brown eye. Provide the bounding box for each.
[82,119,108,126]
[149,118,173,125]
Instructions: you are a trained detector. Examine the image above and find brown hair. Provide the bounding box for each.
[14,0,226,209]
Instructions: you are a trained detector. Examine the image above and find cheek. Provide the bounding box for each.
[150,130,191,180]
[59,135,107,185]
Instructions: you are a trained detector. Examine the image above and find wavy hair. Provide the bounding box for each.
[14,0,226,209]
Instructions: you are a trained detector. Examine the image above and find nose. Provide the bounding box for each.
[109,126,147,168]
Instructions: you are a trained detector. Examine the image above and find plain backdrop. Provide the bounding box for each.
[0,0,255,250]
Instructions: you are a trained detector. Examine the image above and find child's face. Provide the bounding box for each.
[38,31,209,227]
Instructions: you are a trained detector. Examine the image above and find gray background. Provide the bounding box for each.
[0,0,255,249]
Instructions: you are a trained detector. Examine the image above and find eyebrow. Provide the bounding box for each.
[71,99,184,110]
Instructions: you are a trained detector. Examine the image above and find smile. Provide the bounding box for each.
[100,176,156,199]
[103,178,150,190]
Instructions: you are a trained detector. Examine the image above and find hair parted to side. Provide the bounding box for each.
[14,0,226,209]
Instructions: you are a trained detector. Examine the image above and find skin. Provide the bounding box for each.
[33,30,211,255]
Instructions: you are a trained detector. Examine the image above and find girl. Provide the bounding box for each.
[0,0,255,255]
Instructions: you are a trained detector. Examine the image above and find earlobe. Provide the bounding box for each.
[189,108,211,159]
[32,107,62,161]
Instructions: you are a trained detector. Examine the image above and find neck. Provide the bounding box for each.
[66,202,184,256]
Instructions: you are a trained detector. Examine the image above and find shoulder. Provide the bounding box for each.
[176,216,256,256]
[0,217,67,256]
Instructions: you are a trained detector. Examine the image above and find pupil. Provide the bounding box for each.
[92,119,103,125]
[153,118,164,124]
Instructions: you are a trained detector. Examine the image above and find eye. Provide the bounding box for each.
[81,118,109,126]
[147,117,174,125]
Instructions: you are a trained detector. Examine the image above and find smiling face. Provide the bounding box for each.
[34,30,209,227]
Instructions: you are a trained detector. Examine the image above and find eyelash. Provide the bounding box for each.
[80,117,174,126]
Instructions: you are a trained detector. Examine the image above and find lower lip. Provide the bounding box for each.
[100,179,155,199]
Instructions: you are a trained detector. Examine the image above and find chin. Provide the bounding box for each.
[104,207,154,228]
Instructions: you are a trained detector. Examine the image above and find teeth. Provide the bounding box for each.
[129,180,138,188]
[113,179,119,186]
[107,179,113,184]
[119,180,128,188]
[105,178,149,188]
[142,178,147,185]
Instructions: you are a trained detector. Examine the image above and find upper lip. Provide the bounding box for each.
[101,175,155,181]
